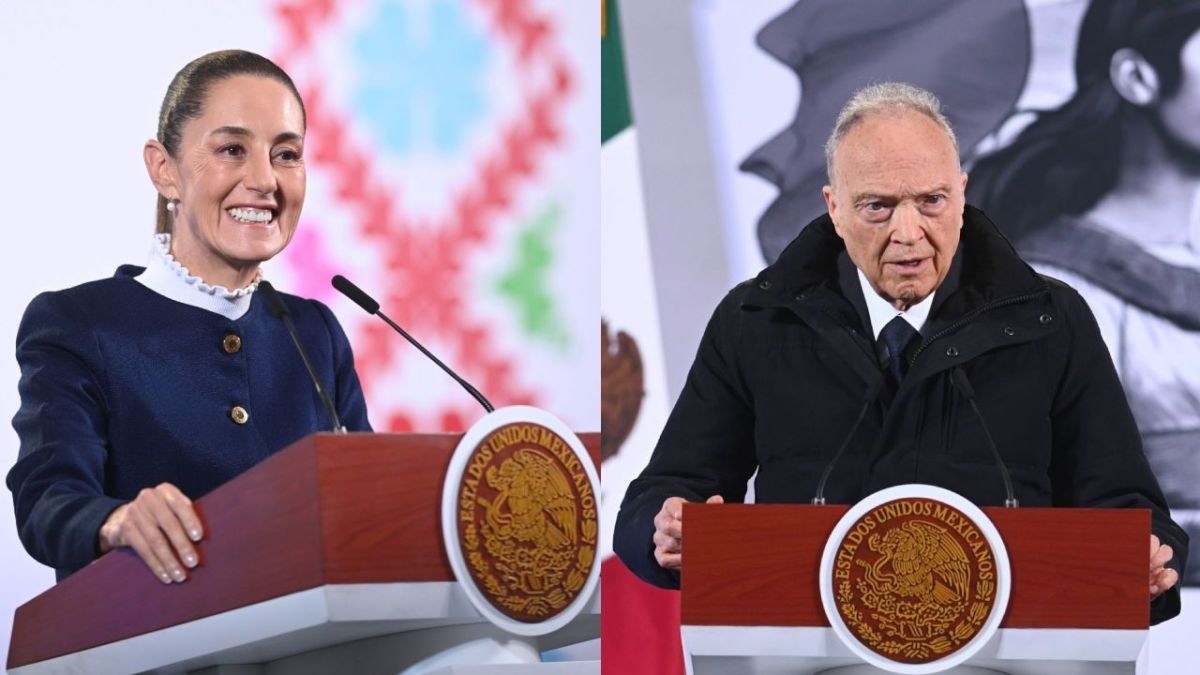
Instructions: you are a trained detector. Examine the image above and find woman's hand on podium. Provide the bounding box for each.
[653,494,724,570]
[97,482,204,585]
[1149,534,1179,600]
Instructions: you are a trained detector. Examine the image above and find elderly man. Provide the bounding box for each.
[614,82,1187,623]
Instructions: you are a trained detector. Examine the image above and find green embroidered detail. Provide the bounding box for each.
[495,202,569,350]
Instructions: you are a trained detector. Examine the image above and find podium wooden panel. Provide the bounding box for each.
[681,503,1150,674]
[7,432,600,672]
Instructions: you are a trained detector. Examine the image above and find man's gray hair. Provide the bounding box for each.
[824,82,959,182]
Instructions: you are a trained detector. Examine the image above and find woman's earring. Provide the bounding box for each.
[167,200,178,213]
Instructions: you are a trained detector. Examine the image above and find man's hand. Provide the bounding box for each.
[653,494,724,570]
[98,482,204,585]
[1150,534,1179,600]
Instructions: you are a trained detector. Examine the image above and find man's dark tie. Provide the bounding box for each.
[880,316,920,383]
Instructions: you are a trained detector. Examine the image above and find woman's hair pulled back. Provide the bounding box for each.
[154,50,304,234]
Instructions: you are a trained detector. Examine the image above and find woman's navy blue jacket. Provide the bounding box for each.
[7,266,371,579]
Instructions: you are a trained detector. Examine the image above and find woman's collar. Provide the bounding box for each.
[135,233,260,320]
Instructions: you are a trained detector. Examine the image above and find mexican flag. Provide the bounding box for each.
[600,0,685,673]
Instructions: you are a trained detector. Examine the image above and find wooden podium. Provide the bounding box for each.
[681,504,1150,675]
[6,433,601,675]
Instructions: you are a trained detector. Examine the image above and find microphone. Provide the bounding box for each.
[331,275,495,413]
[950,367,1018,508]
[812,372,885,505]
[257,281,347,433]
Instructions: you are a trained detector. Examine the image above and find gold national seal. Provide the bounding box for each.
[456,422,598,622]
[831,497,998,664]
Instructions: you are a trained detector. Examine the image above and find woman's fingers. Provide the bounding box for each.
[100,483,204,584]
[151,484,201,568]
[130,497,187,582]
[121,521,174,585]
[160,484,204,542]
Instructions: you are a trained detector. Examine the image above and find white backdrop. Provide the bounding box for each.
[0,0,598,664]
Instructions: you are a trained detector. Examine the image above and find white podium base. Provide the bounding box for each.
[10,582,599,675]
[816,662,1003,667]
[681,625,1148,675]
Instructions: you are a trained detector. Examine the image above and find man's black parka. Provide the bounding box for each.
[615,206,1188,624]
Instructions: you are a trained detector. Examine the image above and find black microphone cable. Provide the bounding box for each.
[258,281,347,433]
[950,367,1018,508]
[812,372,886,505]
[331,274,495,413]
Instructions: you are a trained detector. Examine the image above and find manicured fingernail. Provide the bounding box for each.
[171,568,185,582]
[184,554,197,568]
[160,572,171,584]
[189,529,201,541]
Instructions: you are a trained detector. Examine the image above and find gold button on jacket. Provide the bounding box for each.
[222,334,242,354]
[230,406,249,425]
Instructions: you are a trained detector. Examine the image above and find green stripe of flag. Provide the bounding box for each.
[602,0,633,143]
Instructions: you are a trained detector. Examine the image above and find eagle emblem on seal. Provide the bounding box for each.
[449,416,598,629]
[828,492,1004,666]
[865,520,971,606]
[469,442,595,618]
[485,448,578,551]
[835,510,996,662]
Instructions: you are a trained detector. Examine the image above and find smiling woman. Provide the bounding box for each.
[146,67,307,289]
[5,50,372,586]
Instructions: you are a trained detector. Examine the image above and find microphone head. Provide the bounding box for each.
[257,280,290,319]
[332,274,380,315]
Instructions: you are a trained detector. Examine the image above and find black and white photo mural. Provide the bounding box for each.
[612,0,1198,670]
[970,2,1200,588]
[740,0,1200,586]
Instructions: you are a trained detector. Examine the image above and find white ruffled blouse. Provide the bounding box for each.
[135,234,260,320]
